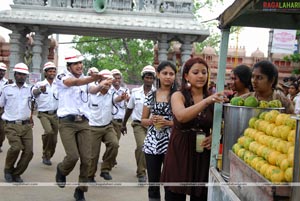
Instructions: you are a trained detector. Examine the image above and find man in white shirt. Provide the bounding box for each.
[88,69,127,181]
[105,69,129,167]
[0,62,8,153]
[121,65,156,182]
[0,63,32,183]
[32,62,58,166]
[55,49,103,201]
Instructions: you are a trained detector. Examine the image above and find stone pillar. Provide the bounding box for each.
[180,35,194,65]
[31,26,47,74]
[8,25,25,79]
[157,34,169,63]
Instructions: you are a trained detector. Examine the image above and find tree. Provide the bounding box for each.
[73,36,154,84]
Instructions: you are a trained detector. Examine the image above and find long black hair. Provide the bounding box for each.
[156,60,178,101]
[253,60,278,89]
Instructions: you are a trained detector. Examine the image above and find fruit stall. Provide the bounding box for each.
[207,1,300,201]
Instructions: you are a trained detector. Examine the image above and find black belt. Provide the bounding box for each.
[59,115,87,122]
[113,119,122,123]
[133,120,141,123]
[6,120,31,125]
[92,122,111,128]
[39,110,57,115]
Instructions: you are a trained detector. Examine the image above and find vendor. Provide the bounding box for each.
[228,64,252,97]
[241,60,294,114]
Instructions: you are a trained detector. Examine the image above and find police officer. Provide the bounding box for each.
[32,61,58,166]
[88,69,126,181]
[0,63,33,183]
[0,62,8,153]
[55,49,103,201]
[121,65,156,182]
[104,69,129,167]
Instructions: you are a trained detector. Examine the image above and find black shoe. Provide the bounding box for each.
[13,175,23,183]
[42,158,52,166]
[74,187,86,201]
[100,172,112,180]
[4,172,13,183]
[56,164,66,188]
[138,175,147,183]
[87,177,96,183]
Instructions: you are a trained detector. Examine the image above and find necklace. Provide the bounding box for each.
[255,92,273,101]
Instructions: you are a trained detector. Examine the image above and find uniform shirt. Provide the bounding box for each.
[88,87,114,126]
[0,83,31,121]
[110,86,129,119]
[127,85,155,121]
[0,77,8,91]
[55,69,89,118]
[32,79,58,112]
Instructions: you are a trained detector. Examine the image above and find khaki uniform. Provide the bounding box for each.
[33,79,58,160]
[0,83,33,177]
[56,69,92,192]
[88,89,119,178]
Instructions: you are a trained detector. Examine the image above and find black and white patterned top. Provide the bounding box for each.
[143,91,173,155]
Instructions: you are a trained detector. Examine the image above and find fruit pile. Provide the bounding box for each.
[232,110,295,183]
[230,96,282,108]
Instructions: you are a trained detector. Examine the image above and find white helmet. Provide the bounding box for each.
[13,63,29,74]
[99,69,114,79]
[141,65,156,76]
[111,69,122,76]
[64,48,84,63]
[0,62,7,71]
[43,61,57,71]
[87,67,99,75]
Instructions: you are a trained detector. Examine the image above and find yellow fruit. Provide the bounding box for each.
[257,145,267,157]
[265,165,277,180]
[270,168,285,183]
[265,110,280,124]
[249,117,258,128]
[259,111,268,119]
[284,117,296,130]
[254,131,265,142]
[255,160,268,172]
[280,158,290,171]
[275,113,289,126]
[277,140,287,153]
[244,137,254,150]
[258,120,269,133]
[238,148,246,159]
[260,163,270,177]
[244,128,252,137]
[271,126,281,138]
[251,156,264,169]
[276,154,287,167]
[237,136,247,146]
[288,130,295,143]
[270,138,281,150]
[279,125,291,141]
[282,142,293,154]
[254,119,262,130]
[285,167,293,182]
[262,147,272,160]
[265,123,276,136]
[288,153,294,167]
[232,143,243,154]
[268,150,281,165]
[288,146,294,155]
[249,141,259,153]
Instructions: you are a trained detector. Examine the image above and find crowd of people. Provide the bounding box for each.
[0,49,296,201]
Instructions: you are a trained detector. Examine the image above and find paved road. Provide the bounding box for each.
[0,116,152,201]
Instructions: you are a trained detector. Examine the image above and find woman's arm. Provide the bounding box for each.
[141,105,153,127]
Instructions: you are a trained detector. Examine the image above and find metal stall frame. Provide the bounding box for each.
[208,0,300,200]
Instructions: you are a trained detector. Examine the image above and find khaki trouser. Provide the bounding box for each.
[132,121,147,177]
[58,118,91,192]
[88,123,119,178]
[4,123,33,176]
[38,112,58,160]
[0,107,5,148]
[112,119,122,140]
